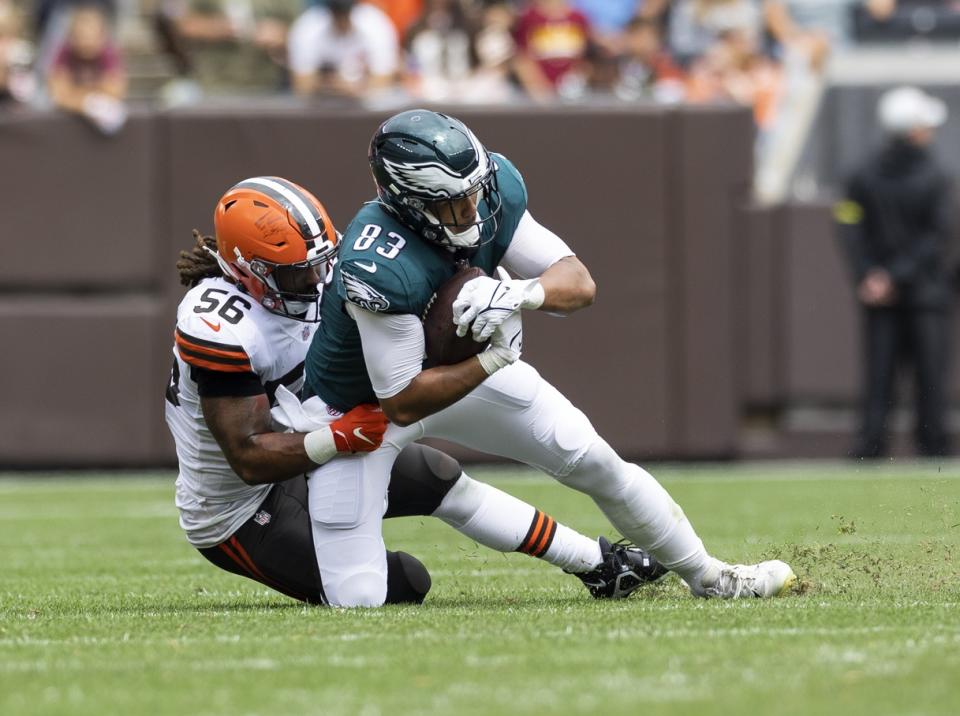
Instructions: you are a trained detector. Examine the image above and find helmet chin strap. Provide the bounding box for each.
[283,300,314,318]
[422,209,480,248]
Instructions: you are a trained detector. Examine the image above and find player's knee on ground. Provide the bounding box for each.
[385,551,431,604]
[385,443,462,518]
[326,571,388,608]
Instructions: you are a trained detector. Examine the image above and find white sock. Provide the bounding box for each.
[560,440,713,586]
[539,522,603,573]
[433,473,602,573]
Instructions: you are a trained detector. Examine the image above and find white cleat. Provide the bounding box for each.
[691,559,797,599]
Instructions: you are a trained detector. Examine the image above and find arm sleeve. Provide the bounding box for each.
[345,303,424,399]
[501,210,575,279]
[193,367,265,398]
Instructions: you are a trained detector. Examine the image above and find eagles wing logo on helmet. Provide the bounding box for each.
[342,270,391,312]
[382,154,489,200]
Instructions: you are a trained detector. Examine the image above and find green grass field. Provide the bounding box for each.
[1,462,959,716]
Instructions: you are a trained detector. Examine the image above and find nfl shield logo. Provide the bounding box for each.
[253,510,271,526]
[302,325,311,341]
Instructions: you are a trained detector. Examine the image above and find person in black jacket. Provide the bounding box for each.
[836,86,955,458]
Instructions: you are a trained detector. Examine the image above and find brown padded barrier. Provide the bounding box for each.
[666,107,754,456]
[0,110,159,289]
[782,201,860,401]
[0,295,165,464]
[0,105,755,466]
[456,109,673,455]
[736,203,785,407]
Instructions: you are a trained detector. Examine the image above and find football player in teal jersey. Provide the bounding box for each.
[302,110,796,606]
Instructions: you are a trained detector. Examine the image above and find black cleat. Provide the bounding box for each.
[573,537,669,599]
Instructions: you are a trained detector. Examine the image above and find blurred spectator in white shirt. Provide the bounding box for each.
[46,3,127,133]
[469,1,517,102]
[404,0,475,101]
[0,1,34,105]
[288,0,399,97]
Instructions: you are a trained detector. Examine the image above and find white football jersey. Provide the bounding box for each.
[165,277,319,548]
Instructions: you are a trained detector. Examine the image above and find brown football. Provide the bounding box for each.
[422,265,489,368]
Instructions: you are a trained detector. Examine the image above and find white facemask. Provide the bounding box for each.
[423,209,481,248]
[442,224,481,247]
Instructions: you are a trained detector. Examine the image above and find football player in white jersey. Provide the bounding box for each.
[165,176,667,606]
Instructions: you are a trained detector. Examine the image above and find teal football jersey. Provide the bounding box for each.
[305,153,528,411]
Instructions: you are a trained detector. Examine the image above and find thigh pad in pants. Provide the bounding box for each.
[420,361,598,477]
[306,429,416,607]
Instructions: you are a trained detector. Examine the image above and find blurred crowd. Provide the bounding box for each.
[2,0,960,133]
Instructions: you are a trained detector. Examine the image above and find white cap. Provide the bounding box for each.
[878,86,947,134]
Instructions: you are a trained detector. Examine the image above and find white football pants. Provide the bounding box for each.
[307,361,708,607]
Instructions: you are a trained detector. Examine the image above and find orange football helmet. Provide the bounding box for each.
[212,176,339,322]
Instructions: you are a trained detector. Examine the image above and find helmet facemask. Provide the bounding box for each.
[211,240,337,323]
[418,169,502,249]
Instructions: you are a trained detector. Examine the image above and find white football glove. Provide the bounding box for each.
[452,266,545,342]
[476,309,523,376]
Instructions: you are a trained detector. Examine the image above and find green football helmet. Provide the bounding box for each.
[368,109,502,249]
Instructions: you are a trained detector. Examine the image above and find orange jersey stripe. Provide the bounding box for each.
[174,331,249,361]
[177,351,253,373]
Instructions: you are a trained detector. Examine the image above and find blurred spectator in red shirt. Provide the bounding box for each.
[613,16,686,102]
[513,0,592,100]
[0,1,35,105]
[47,3,127,133]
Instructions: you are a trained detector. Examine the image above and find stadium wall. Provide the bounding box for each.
[6,104,948,466]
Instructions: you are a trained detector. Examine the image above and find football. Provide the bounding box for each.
[422,265,489,367]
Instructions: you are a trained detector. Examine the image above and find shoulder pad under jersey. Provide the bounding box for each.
[175,280,261,373]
